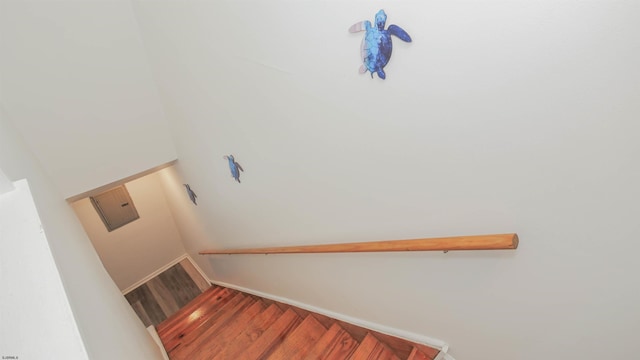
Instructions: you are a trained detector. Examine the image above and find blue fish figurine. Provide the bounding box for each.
[183,184,197,205]
[349,9,412,79]
[224,155,244,183]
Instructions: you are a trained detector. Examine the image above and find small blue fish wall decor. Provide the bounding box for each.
[224,155,244,183]
[349,9,412,79]
[183,184,198,205]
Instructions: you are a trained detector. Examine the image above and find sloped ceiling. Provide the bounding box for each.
[0,0,176,198]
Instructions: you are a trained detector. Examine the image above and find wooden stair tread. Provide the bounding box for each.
[156,285,221,333]
[212,303,284,360]
[186,300,266,360]
[304,322,358,360]
[368,331,439,360]
[407,347,433,360]
[160,290,241,352]
[167,293,253,358]
[239,308,302,359]
[349,333,400,360]
[155,285,440,360]
[157,286,234,341]
[296,309,433,359]
[406,343,439,359]
[266,315,327,360]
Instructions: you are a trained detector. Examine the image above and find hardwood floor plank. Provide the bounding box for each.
[349,333,400,360]
[179,258,210,292]
[126,284,166,326]
[239,308,302,360]
[126,262,207,328]
[147,276,180,318]
[124,289,140,310]
[364,330,437,359]
[304,323,358,360]
[407,346,433,360]
[130,300,153,328]
[212,304,284,360]
[409,344,440,360]
[161,291,242,353]
[174,262,204,303]
[266,315,327,360]
[189,300,266,360]
[158,263,201,308]
[148,283,438,360]
[245,294,438,359]
[156,285,221,334]
[268,302,437,359]
[170,295,255,360]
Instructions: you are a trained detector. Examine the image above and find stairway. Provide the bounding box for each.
[156,285,440,360]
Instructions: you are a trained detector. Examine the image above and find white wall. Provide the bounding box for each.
[0,180,88,359]
[0,167,14,194]
[133,1,640,359]
[157,166,215,275]
[72,172,187,291]
[0,109,163,359]
[0,0,177,199]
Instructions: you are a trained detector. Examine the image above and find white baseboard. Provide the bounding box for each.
[209,279,449,353]
[121,254,189,295]
[146,325,170,360]
[183,254,212,288]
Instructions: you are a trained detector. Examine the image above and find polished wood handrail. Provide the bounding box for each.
[199,233,518,255]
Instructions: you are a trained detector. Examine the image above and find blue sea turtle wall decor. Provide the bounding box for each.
[224,155,244,183]
[349,9,412,79]
[183,184,198,205]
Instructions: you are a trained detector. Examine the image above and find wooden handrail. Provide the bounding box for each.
[199,233,518,255]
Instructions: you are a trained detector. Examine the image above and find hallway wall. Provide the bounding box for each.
[0,109,163,359]
[1,179,88,359]
[157,166,214,275]
[133,1,640,359]
[72,172,187,291]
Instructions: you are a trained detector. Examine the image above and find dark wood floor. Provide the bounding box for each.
[125,258,210,327]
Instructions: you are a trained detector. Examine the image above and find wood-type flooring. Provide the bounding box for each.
[124,258,210,327]
[157,285,441,360]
